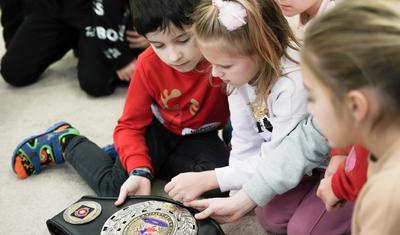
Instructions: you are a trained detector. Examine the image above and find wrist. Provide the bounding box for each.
[203,170,219,191]
[129,168,153,181]
[234,190,256,214]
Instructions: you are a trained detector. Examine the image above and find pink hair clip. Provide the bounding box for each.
[212,0,247,31]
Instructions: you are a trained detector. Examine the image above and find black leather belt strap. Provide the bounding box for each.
[46,195,225,235]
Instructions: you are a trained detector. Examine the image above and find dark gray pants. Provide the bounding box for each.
[65,119,230,197]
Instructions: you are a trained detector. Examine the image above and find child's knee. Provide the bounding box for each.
[255,206,288,234]
[287,220,312,235]
[287,205,352,235]
[1,56,37,87]
[79,79,115,97]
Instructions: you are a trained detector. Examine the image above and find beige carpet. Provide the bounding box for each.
[0,50,267,234]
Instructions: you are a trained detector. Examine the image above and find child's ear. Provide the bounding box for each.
[346,90,368,127]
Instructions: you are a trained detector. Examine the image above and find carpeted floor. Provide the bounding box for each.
[0,48,267,234]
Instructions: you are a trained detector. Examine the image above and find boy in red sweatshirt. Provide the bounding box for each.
[112,0,230,204]
[11,0,230,206]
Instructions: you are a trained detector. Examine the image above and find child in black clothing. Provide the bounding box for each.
[1,0,147,96]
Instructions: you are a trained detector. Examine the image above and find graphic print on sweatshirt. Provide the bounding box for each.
[151,88,219,135]
[161,89,181,110]
[250,102,273,133]
[160,89,200,115]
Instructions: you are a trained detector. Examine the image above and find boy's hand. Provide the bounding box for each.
[325,155,346,177]
[114,175,151,206]
[164,171,218,202]
[316,175,343,211]
[116,60,136,82]
[126,30,149,49]
[184,190,256,224]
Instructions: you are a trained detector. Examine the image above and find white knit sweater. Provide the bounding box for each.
[215,48,309,192]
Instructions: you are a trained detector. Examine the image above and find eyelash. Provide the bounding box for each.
[153,37,190,49]
[221,65,231,69]
[177,38,190,44]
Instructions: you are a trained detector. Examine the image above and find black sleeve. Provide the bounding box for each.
[88,0,135,70]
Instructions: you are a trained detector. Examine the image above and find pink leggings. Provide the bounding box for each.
[255,173,353,235]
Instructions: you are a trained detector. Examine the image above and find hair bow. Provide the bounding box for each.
[212,0,247,31]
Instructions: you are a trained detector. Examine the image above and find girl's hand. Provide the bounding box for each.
[185,190,256,224]
[115,175,151,206]
[317,176,343,211]
[325,155,346,177]
[164,171,218,202]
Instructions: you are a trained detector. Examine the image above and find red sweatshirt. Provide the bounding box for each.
[113,47,229,173]
[330,144,369,201]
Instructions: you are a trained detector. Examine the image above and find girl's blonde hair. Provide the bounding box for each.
[192,0,299,103]
[303,0,400,119]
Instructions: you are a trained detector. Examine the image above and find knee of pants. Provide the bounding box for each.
[255,206,288,234]
[1,55,38,86]
[287,221,312,235]
[287,203,353,235]
[78,73,116,97]
[287,211,321,235]
[80,79,115,97]
[287,219,350,235]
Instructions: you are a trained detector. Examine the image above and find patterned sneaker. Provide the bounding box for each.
[12,122,80,179]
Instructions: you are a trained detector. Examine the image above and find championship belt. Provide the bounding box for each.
[46,195,224,235]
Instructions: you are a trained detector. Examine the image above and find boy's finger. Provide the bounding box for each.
[114,189,128,206]
[164,181,174,193]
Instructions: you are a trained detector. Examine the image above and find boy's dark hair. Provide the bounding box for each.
[130,0,199,36]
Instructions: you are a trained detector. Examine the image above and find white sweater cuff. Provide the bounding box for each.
[215,166,243,192]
